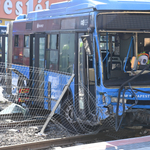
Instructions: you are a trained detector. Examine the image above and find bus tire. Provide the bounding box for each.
[60,96,77,133]
[60,96,86,134]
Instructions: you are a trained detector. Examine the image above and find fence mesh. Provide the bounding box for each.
[0,62,115,147]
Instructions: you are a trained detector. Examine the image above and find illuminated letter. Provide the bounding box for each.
[38,0,42,3]
[16,1,23,15]
[35,4,42,11]
[26,0,33,13]
[4,0,12,15]
[45,1,49,9]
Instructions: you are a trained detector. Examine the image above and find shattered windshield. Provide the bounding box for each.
[99,32,150,87]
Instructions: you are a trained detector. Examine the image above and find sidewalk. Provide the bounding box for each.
[54,135,150,150]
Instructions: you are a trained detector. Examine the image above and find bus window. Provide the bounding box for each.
[23,35,30,66]
[50,51,58,70]
[24,35,30,47]
[14,35,19,47]
[78,34,84,87]
[46,51,50,69]
[144,38,150,52]
[23,48,29,57]
[50,34,58,49]
[0,37,1,49]
[0,37,2,62]
[0,49,2,62]
[144,38,150,47]
[59,33,75,73]
[39,37,45,68]
[46,34,59,70]
[5,37,8,67]
[46,50,58,70]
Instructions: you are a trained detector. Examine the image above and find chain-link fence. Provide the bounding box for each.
[0,62,115,147]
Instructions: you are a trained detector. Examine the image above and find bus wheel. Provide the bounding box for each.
[63,101,75,123]
[60,97,78,133]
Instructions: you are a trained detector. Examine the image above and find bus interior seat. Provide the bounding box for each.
[109,57,122,70]
[107,57,129,79]
[107,57,122,78]
[130,56,138,70]
[123,57,132,71]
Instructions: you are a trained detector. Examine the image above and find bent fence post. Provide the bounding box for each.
[40,74,75,135]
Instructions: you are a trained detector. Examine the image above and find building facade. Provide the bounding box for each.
[0,0,65,25]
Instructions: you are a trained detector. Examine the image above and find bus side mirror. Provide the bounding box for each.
[81,35,93,55]
[131,56,138,70]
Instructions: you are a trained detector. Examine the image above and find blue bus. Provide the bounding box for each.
[9,0,150,131]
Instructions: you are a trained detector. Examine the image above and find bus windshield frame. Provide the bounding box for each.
[96,12,150,88]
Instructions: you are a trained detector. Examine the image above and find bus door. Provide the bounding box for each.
[78,33,95,118]
[30,33,46,107]
[0,35,8,69]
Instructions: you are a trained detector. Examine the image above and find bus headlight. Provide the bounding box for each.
[79,96,84,110]
[111,97,127,104]
[102,95,106,104]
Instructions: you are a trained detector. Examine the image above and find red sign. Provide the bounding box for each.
[0,0,65,19]
[18,97,29,102]
[19,88,29,94]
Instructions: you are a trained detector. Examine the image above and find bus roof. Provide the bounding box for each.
[50,0,150,11]
[96,0,150,10]
[17,0,150,21]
